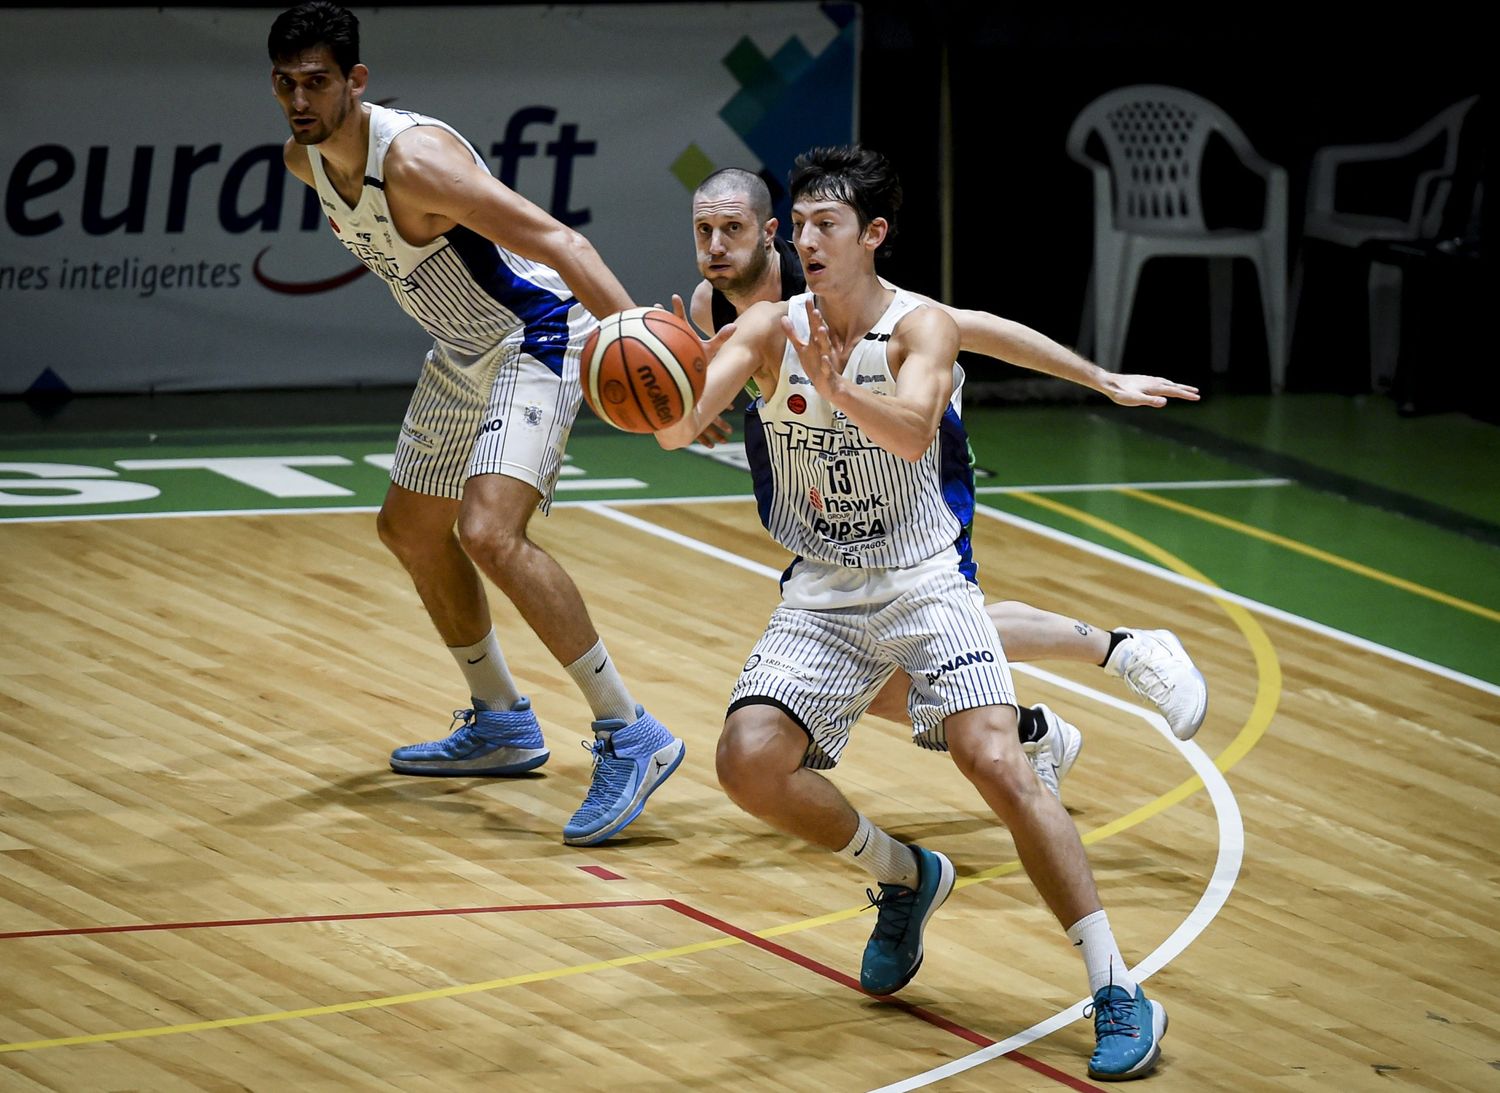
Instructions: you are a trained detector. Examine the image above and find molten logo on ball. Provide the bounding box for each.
[581,307,707,433]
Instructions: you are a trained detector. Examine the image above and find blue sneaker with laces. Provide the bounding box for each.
[389,698,549,776]
[1086,983,1167,1081]
[859,845,955,995]
[562,707,684,846]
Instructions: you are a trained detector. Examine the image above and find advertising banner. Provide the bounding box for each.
[0,4,858,393]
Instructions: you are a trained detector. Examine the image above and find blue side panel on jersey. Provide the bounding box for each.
[938,406,978,583]
[444,225,574,375]
[743,401,775,531]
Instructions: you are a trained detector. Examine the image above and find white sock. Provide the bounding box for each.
[449,629,522,710]
[836,814,919,888]
[564,639,637,724]
[1066,909,1138,997]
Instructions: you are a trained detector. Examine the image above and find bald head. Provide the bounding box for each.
[691,168,779,303]
[693,168,773,227]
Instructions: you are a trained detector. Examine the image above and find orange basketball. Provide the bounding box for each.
[580,307,707,433]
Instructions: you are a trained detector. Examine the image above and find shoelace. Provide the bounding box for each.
[1084,992,1141,1040]
[1123,654,1174,706]
[413,710,478,749]
[863,885,916,945]
[572,738,630,823]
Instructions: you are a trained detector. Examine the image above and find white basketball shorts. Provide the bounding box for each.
[389,304,594,512]
[727,564,1017,769]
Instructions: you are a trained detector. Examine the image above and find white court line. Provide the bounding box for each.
[2,491,1492,698]
[975,477,1291,494]
[971,502,1500,699]
[866,676,1243,1092]
[580,501,1244,1090]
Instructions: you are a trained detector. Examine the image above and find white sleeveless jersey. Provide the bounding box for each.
[745,290,979,577]
[306,104,579,369]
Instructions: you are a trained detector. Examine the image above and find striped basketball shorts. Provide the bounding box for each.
[727,566,1017,769]
[389,304,594,512]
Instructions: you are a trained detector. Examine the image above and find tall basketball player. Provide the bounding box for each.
[267,2,692,846]
[658,146,1167,1081]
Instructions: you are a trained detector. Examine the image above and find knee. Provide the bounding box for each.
[715,727,760,807]
[376,505,434,567]
[455,506,524,567]
[715,716,796,812]
[948,723,1036,802]
[985,600,1033,631]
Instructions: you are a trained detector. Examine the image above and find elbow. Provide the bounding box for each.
[558,228,596,266]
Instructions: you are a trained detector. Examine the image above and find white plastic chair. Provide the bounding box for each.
[1292,96,1480,391]
[1068,85,1288,388]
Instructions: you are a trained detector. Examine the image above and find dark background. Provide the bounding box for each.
[856,4,1489,404]
[10,0,1492,411]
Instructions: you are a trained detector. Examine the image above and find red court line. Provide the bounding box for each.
[665,900,1104,1093]
[578,865,625,880]
[0,901,665,940]
[2,901,1103,1090]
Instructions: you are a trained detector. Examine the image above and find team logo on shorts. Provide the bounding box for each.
[523,404,544,427]
[787,394,807,414]
[399,424,437,453]
[743,654,761,672]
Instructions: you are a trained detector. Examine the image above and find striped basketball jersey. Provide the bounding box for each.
[745,290,977,578]
[306,104,579,371]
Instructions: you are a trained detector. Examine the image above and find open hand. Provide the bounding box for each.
[1100,373,1201,407]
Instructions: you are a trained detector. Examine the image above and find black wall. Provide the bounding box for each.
[858,3,1489,399]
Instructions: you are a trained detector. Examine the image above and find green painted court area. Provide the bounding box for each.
[3,392,1496,688]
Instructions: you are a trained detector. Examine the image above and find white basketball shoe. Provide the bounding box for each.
[1105,629,1208,740]
[1024,704,1083,799]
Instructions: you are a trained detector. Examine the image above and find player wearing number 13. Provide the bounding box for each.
[657,145,1166,1081]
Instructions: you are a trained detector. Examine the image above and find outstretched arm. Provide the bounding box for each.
[892,286,1198,407]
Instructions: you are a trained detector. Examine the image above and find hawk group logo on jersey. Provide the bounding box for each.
[808,485,824,511]
[813,514,887,545]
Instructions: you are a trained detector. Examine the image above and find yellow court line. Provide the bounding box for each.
[0,933,745,1053]
[1011,491,1280,780]
[3,498,1277,1054]
[1119,487,1500,624]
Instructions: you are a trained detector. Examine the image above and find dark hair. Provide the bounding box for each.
[268,2,360,76]
[788,144,902,250]
[694,168,774,227]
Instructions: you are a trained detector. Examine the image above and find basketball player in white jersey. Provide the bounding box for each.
[267,2,690,846]
[682,170,1209,765]
[658,146,1166,1081]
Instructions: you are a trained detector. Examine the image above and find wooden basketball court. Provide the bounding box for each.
[1,495,1496,1090]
